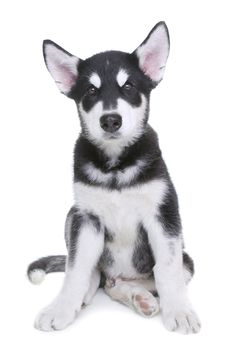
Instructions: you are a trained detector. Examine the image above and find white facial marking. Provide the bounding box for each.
[78,94,148,160]
[116,69,129,87]
[99,95,147,158]
[78,101,104,141]
[89,73,101,88]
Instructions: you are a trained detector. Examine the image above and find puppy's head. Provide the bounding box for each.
[43,22,170,157]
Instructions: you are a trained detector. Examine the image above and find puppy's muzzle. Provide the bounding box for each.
[100,114,122,133]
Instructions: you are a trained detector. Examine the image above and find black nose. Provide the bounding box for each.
[100,114,122,133]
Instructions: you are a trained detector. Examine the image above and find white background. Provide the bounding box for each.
[0,0,232,348]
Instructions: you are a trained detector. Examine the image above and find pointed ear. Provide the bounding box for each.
[43,40,81,95]
[133,22,170,85]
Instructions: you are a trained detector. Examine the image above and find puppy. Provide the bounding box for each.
[28,22,201,334]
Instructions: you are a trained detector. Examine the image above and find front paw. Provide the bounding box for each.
[35,302,78,331]
[162,305,201,334]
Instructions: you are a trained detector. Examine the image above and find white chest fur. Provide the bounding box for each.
[73,179,167,278]
[74,180,166,228]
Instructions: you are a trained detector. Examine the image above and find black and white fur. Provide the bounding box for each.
[27,22,201,334]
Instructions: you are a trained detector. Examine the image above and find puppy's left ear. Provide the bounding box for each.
[133,22,170,85]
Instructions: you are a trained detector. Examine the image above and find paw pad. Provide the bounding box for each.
[133,293,159,317]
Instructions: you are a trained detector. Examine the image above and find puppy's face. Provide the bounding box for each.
[72,52,153,155]
[43,22,169,157]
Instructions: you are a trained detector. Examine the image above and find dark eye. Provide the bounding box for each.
[87,85,98,96]
[122,81,133,91]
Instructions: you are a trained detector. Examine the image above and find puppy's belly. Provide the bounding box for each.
[100,230,145,280]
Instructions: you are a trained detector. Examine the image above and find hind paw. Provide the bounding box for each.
[132,292,160,317]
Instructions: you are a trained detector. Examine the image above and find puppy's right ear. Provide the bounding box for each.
[43,40,81,96]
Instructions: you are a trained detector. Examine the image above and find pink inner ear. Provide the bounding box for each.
[142,52,160,80]
[56,64,77,91]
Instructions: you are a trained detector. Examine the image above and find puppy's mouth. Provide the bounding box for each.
[103,131,121,140]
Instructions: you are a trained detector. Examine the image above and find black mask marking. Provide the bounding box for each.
[70,51,153,112]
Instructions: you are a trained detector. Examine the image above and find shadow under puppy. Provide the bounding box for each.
[28,22,201,334]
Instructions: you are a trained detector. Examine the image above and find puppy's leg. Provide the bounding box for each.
[83,268,101,306]
[35,209,104,331]
[146,219,201,334]
[104,255,192,319]
[105,277,160,317]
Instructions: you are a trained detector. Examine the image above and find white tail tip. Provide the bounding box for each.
[29,269,46,285]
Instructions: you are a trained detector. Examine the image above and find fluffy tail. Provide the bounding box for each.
[27,255,66,285]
